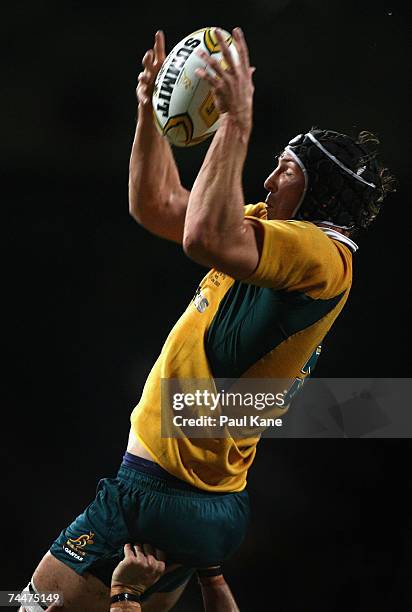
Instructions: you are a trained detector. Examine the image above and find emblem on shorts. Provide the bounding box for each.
[193,287,209,313]
[63,531,95,561]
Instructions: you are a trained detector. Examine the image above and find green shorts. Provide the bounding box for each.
[49,459,250,600]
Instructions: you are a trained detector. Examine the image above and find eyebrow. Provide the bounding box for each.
[278,154,296,164]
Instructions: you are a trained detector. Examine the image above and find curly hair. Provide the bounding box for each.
[285,128,397,232]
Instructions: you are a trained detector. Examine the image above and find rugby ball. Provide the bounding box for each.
[152,27,239,147]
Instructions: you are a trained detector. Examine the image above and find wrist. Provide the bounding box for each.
[137,100,153,120]
[219,112,252,141]
[110,583,146,598]
[110,588,143,611]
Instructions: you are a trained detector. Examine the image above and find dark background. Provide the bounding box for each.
[2,0,411,610]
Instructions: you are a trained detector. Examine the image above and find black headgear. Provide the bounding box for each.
[285,129,383,231]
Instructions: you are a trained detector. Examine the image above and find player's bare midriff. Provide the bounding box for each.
[126,428,158,462]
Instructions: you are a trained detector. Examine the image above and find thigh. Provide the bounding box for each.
[32,553,190,612]
[28,478,129,609]
[49,478,128,587]
[32,552,109,612]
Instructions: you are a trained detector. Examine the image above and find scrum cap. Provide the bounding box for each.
[285,129,386,230]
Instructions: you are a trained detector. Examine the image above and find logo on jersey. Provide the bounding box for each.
[193,287,209,313]
[64,531,95,560]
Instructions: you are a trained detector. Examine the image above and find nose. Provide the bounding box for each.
[264,169,279,192]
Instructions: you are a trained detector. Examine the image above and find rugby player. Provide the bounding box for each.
[23,28,395,611]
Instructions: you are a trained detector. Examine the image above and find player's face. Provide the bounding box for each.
[264,152,305,220]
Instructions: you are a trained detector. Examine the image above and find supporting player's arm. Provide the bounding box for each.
[110,544,165,612]
[129,31,190,243]
[197,568,240,612]
[183,27,262,278]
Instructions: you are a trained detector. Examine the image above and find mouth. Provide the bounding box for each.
[265,192,276,208]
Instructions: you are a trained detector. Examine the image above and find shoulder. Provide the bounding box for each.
[250,218,339,255]
[244,219,353,298]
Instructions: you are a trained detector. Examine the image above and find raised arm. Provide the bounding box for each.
[129,31,190,243]
[183,28,262,278]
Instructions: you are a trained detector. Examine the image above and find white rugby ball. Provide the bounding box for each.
[152,27,239,147]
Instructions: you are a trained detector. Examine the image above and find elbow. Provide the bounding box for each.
[128,182,146,225]
[183,229,217,266]
[128,181,141,223]
[182,230,201,259]
[128,177,151,225]
[129,200,141,224]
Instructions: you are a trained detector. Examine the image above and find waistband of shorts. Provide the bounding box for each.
[118,452,221,496]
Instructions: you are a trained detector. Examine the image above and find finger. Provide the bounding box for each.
[146,557,165,577]
[214,28,236,71]
[138,72,152,84]
[233,27,250,70]
[145,553,158,569]
[124,543,135,558]
[196,51,227,79]
[143,543,155,557]
[142,49,154,69]
[152,559,166,577]
[133,543,145,558]
[195,67,219,88]
[154,30,166,63]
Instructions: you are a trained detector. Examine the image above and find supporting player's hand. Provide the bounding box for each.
[111,543,166,593]
[137,31,166,108]
[195,27,255,134]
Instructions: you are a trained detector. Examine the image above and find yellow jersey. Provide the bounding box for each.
[130,203,356,492]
